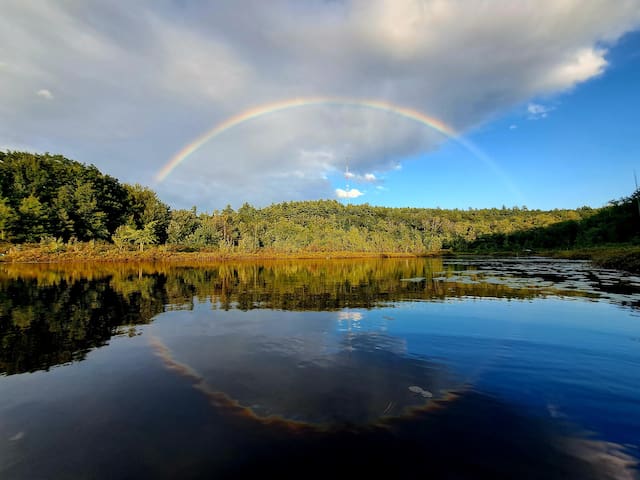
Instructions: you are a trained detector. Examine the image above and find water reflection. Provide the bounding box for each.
[150,329,458,427]
[0,257,637,376]
[0,258,639,478]
[0,272,166,375]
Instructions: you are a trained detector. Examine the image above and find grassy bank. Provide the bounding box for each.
[2,241,639,274]
[0,241,436,263]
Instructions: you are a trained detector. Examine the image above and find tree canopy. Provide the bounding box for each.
[0,151,168,244]
[2,150,638,253]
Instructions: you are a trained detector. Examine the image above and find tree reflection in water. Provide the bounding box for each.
[0,259,638,479]
[0,258,609,375]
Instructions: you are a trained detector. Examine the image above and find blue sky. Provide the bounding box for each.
[347,31,640,210]
[1,1,640,212]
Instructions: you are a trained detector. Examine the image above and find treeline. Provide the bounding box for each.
[0,151,169,246]
[469,189,640,251]
[1,151,638,253]
[163,200,600,253]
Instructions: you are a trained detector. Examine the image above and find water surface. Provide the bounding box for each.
[0,258,639,478]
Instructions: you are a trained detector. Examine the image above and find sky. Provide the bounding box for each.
[1,0,640,212]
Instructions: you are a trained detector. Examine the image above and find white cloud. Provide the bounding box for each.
[36,89,53,99]
[527,102,554,119]
[0,1,639,208]
[336,188,364,199]
[509,124,518,130]
[534,48,608,93]
[344,170,379,183]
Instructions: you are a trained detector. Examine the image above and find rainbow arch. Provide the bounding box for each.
[154,96,520,199]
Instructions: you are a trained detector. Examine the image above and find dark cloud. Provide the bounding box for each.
[1,1,639,208]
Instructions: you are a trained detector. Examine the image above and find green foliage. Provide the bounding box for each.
[0,151,131,242]
[112,225,138,251]
[3,150,638,256]
[0,197,16,241]
[167,208,200,244]
[188,200,605,254]
[39,235,66,253]
[112,222,159,252]
[469,189,640,251]
[135,221,159,252]
[73,182,108,240]
[16,195,47,242]
[188,216,224,248]
[125,184,171,244]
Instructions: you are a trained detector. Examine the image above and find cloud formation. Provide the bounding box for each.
[336,188,365,199]
[527,103,554,119]
[364,173,377,182]
[1,1,639,209]
[343,169,379,184]
[36,89,53,100]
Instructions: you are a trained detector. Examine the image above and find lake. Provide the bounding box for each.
[1,257,639,479]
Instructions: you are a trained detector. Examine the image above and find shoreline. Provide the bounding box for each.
[2,243,639,273]
[0,246,439,264]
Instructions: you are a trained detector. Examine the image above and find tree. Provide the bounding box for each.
[16,195,47,242]
[112,222,158,252]
[125,184,170,243]
[219,204,237,247]
[0,151,133,242]
[167,207,200,244]
[0,196,16,241]
[112,225,137,251]
[73,182,108,240]
[188,216,223,248]
[134,221,159,252]
[52,185,76,240]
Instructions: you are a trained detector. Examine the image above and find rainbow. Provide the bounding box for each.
[154,96,520,199]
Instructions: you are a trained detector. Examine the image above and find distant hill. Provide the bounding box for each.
[1,151,638,254]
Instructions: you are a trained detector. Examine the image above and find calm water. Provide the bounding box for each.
[0,257,639,479]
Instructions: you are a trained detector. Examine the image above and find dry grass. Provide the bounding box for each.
[0,242,437,264]
[3,241,639,273]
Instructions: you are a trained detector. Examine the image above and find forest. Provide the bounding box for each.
[1,151,639,255]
